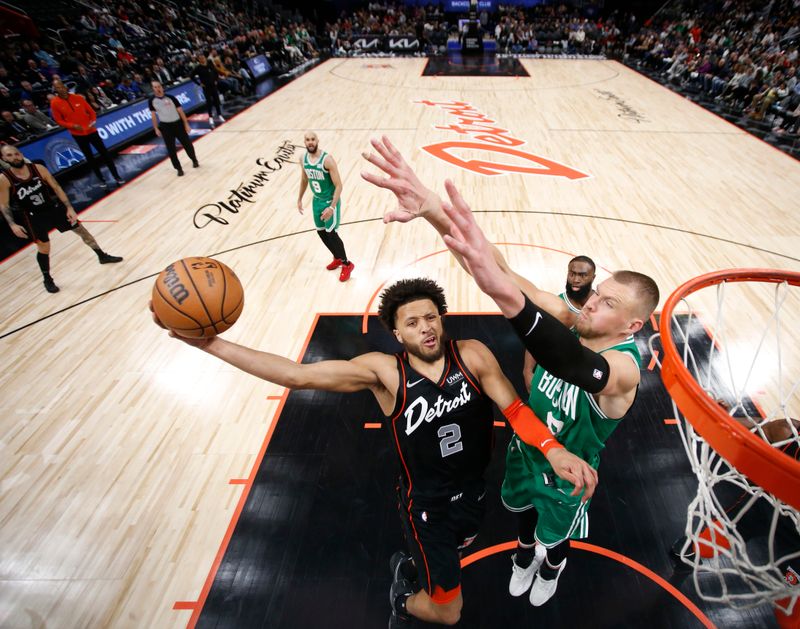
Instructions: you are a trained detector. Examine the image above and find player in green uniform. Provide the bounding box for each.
[561,256,596,314]
[297,131,355,282]
[503,329,641,604]
[361,135,659,608]
[523,256,596,390]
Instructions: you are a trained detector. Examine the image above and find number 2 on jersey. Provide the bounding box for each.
[438,423,463,458]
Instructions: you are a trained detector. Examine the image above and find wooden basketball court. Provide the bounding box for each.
[1,58,798,628]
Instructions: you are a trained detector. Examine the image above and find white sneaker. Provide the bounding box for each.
[217,115,225,122]
[209,118,215,129]
[508,544,546,597]
[529,558,566,606]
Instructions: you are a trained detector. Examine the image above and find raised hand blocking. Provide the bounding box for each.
[360,135,436,224]
[440,179,522,313]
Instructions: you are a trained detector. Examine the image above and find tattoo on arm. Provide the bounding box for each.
[1,204,15,226]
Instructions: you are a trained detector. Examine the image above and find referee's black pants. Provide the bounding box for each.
[159,121,197,170]
[72,131,120,181]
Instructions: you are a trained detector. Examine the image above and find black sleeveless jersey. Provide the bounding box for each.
[387,340,494,504]
[2,164,60,213]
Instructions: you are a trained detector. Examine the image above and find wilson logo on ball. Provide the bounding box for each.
[152,256,244,339]
[163,263,190,305]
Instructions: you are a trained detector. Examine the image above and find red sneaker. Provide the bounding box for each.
[339,261,355,282]
[326,258,342,270]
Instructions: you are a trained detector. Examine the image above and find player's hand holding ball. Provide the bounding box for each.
[151,257,244,342]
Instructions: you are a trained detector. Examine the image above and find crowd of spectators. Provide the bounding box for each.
[323,2,627,57]
[0,0,322,145]
[625,0,800,136]
[490,4,628,55]
[4,0,798,149]
[326,3,449,55]
[2,1,624,147]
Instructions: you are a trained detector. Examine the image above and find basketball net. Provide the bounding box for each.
[651,270,800,614]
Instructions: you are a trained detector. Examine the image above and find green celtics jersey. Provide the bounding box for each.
[303,151,335,202]
[558,291,582,315]
[526,333,642,468]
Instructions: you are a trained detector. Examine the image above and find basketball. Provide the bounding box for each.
[151,257,244,338]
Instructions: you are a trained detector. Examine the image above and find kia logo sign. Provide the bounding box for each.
[353,37,381,50]
[388,38,420,50]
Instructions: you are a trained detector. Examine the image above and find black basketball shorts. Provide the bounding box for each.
[13,204,78,243]
[397,483,486,605]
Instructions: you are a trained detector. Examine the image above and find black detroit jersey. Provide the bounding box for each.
[2,164,60,213]
[388,340,494,503]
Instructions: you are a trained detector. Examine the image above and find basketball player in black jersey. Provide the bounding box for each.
[152,277,599,627]
[0,144,122,293]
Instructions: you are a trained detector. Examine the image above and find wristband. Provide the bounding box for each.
[503,398,564,455]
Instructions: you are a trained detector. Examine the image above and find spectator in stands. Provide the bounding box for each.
[84,89,102,113]
[152,59,172,85]
[209,49,240,95]
[282,26,305,65]
[1,110,32,142]
[98,79,124,106]
[88,85,115,111]
[0,66,10,91]
[23,59,48,89]
[625,0,798,139]
[16,81,38,107]
[79,11,97,34]
[19,100,57,133]
[73,65,96,94]
[191,54,224,128]
[117,76,143,102]
[116,46,135,65]
[229,56,254,95]
[0,87,14,112]
[50,80,124,188]
[31,43,59,70]
[36,60,59,84]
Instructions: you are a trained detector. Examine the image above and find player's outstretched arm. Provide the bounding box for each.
[361,136,569,322]
[151,302,385,393]
[360,135,438,225]
[204,338,384,392]
[461,339,598,501]
[442,185,616,397]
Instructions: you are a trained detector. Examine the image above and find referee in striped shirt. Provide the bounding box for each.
[148,81,199,176]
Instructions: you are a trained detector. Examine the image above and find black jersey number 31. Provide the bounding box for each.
[437,423,463,458]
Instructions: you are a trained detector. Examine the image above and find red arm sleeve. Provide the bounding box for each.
[502,398,564,455]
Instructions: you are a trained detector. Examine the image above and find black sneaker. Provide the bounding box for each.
[98,252,123,264]
[99,180,109,190]
[177,168,184,177]
[390,551,417,584]
[389,578,413,628]
[43,275,60,293]
[192,160,199,168]
[115,178,126,185]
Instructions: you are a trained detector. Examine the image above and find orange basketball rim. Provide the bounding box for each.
[660,268,800,510]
